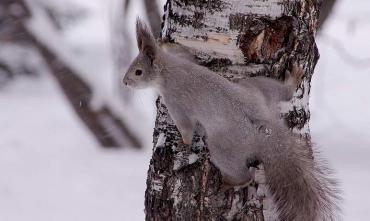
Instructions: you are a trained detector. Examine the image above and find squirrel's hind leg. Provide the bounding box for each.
[220,170,253,191]
[207,138,253,191]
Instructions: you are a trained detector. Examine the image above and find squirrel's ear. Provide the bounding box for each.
[136,18,156,62]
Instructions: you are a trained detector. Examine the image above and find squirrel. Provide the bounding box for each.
[123,19,340,221]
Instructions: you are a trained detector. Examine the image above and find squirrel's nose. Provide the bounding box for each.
[123,78,128,86]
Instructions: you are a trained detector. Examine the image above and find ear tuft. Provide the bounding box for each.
[136,18,157,62]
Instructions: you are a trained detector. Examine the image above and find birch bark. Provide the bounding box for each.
[145,0,320,220]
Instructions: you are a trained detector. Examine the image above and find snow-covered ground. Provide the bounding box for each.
[0,76,151,221]
[0,0,369,220]
[311,1,370,218]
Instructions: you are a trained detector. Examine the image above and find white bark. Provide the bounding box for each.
[146,0,320,220]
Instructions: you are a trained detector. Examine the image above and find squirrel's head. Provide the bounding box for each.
[123,19,160,89]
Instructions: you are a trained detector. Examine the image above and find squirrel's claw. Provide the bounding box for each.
[182,138,191,145]
[177,138,190,149]
[180,133,193,145]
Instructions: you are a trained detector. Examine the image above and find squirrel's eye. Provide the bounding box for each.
[135,70,143,76]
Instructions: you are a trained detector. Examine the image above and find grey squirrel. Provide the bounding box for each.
[123,20,340,221]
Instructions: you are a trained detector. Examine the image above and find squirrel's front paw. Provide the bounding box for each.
[177,138,190,151]
[180,134,192,145]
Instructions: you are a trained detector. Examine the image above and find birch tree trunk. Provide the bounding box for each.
[145,0,320,220]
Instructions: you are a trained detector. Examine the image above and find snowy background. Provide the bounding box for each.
[0,0,369,220]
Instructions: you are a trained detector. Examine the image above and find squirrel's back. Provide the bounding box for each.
[157,52,274,130]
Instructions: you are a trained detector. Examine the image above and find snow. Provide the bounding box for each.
[0,0,370,220]
[225,194,241,220]
[0,75,152,221]
[311,7,370,219]
[0,43,44,78]
[154,132,166,149]
[25,0,158,148]
[310,1,370,220]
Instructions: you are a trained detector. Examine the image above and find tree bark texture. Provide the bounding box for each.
[145,0,320,220]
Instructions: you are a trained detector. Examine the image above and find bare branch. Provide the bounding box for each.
[318,0,337,30]
[4,0,143,148]
[320,33,370,68]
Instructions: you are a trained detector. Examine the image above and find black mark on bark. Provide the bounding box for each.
[233,15,295,64]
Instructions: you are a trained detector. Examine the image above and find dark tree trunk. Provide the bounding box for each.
[0,0,142,148]
[143,0,162,38]
[318,0,337,30]
[30,36,142,148]
[0,0,35,86]
[145,0,320,220]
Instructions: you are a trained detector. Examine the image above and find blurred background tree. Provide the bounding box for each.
[0,0,163,148]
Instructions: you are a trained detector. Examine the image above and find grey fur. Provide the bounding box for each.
[123,19,341,221]
[159,41,198,63]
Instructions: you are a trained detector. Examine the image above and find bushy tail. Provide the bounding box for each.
[258,130,341,221]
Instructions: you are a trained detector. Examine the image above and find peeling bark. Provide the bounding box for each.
[146,0,320,220]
